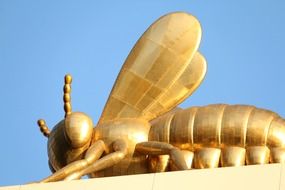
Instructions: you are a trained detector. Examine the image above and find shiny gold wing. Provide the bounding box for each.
[157,52,206,110]
[98,12,205,124]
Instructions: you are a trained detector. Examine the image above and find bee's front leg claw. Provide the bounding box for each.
[64,172,82,181]
[25,181,40,185]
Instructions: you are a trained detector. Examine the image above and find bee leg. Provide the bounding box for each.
[147,155,170,172]
[48,160,56,173]
[169,150,194,170]
[64,139,128,181]
[40,140,106,182]
[136,141,188,170]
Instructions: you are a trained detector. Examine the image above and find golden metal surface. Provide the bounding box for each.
[246,109,277,146]
[34,11,285,183]
[37,119,50,138]
[169,150,194,170]
[194,104,227,148]
[221,147,245,167]
[270,147,285,163]
[267,118,285,147]
[194,148,221,169]
[221,105,254,147]
[246,146,270,165]
[148,155,170,173]
[64,74,72,118]
[98,12,202,124]
[169,107,198,150]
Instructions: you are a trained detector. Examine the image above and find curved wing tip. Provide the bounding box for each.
[197,52,208,76]
[163,11,199,18]
[162,11,202,26]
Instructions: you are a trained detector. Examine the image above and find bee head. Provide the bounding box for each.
[37,74,94,148]
[64,112,93,148]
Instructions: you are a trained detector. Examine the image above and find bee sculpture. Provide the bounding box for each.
[36,12,285,182]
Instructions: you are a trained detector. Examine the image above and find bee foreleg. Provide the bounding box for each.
[136,141,189,171]
[64,139,128,181]
[40,140,106,182]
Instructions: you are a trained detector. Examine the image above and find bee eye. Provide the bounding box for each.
[64,112,93,148]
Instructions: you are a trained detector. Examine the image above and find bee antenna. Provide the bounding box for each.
[63,74,72,118]
[37,119,50,138]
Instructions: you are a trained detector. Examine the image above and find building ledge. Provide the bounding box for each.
[1,164,285,190]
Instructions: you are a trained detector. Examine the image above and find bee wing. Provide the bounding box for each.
[155,52,207,110]
[98,12,203,124]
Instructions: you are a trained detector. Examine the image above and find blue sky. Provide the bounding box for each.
[0,0,284,186]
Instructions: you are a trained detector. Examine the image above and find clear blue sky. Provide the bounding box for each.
[0,0,284,186]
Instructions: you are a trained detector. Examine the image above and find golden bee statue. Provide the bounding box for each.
[36,12,285,182]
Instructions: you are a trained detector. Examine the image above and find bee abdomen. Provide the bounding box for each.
[149,104,285,167]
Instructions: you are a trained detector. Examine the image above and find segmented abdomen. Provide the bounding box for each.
[149,104,285,165]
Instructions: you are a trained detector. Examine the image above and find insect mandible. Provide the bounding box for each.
[36,12,285,182]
